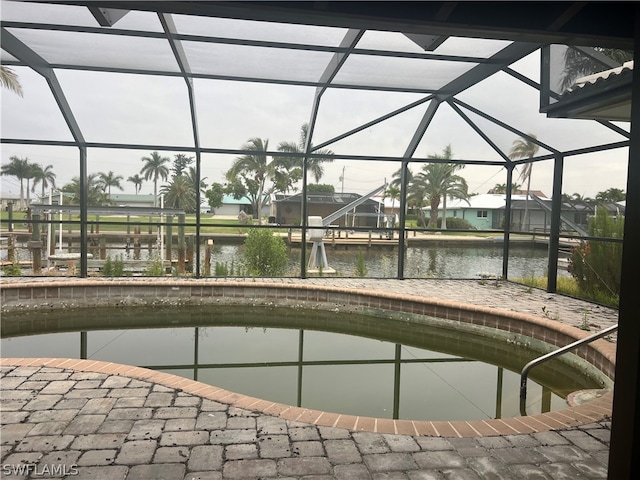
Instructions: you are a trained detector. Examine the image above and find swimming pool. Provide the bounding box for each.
[0,303,607,421]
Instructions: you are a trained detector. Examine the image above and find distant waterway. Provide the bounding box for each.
[3,239,559,279]
[216,243,556,279]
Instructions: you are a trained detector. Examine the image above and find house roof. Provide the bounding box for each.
[571,61,634,90]
[274,192,379,205]
[426,193,529,211]
[110,194,155,203]
[547,59,633,121]
[222,195,252,205]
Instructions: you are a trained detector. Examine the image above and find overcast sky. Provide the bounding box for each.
[0,8,631,202]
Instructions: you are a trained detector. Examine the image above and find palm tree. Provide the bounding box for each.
[160,176,197,212]
[413,145,469,229]
[226,138,276,222]
[390,165,414,190]
[383,185,401,212]
[0,66,23,96]
[185,166,207,195]
[406,176,428,222]
[488,182,521,194]
[61,174,110,206]
[31,164,57,200]
[127,174,144,194]
[277,123,334,183]
[560,47,633,91]
[383,185,401,226]
[171,154,194,177]
[140,151,170,207]
[1,156,32,209]
[182,166,208,212]
[595,187,625,203]
[388,164,416,220]
[414,161,469,229]
[97,171,124,199]
[509,134,540,231]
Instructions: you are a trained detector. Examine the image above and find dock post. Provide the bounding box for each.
[165,215,173,263]
[50,221,56,256]
[67,213,72,248]
[178,214,185,274]
[7,201,13,232]
[186,235,194,274]
[204,239,213,276]
[99,237,107,260]
[29,214,42,274]
[7,235,15,263]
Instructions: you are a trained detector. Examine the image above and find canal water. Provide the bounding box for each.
[2,240,556,279]
[224,243,554,278]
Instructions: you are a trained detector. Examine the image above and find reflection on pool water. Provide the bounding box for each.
[0,305,604,421]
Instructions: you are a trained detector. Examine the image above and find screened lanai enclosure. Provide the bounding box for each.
[2,2,640,477]
[0,1,632,285]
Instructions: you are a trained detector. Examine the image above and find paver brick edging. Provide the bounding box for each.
[0,357,613,438]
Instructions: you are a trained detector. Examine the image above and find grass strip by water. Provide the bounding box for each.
[513,275,619,308]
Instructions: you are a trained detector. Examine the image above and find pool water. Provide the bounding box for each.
[0,305,603,421]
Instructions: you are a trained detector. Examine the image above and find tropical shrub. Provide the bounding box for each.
[242,228,287,276]
[435,217,475,230]
[215,261,230,277]
[568,207,623,300]
[215,261,245,277]
[2,262,21,276]
[102,255,127,277]
[144,257,166,276]
[354,248,368,277]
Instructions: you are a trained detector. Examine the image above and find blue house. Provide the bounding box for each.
[425,193,550,231]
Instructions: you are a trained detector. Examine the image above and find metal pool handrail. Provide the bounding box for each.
[519,324,618,412]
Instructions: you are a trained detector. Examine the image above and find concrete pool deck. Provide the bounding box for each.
[0,278,617,479]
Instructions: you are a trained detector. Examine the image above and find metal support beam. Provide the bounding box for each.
[297,330,304,407]
[88,7,129,27]
[393,344,401,419]
[608,7,640,477]
[2,27,89,277]
[397,99,441,278]
[502,165,514,279]
[439,42,540,97]
[397,160,410,280]
[546,154,564,293]
[79,147,88,277]
[1,28,85,146]
[504,66,630,139]
[312,95,434,152]
[403,33,448,52]
[301,28,364,278]
[451,98,561,155]
[160,13,203,276]
[447,100,512,163]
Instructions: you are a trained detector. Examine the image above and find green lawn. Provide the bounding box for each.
[0,213,289,235]
[512,275,619,308]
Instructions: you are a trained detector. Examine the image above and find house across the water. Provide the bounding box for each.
[426,193,624,234]
[272,192,384,227]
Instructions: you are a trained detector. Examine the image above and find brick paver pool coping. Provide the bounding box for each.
[0,279,615,437]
